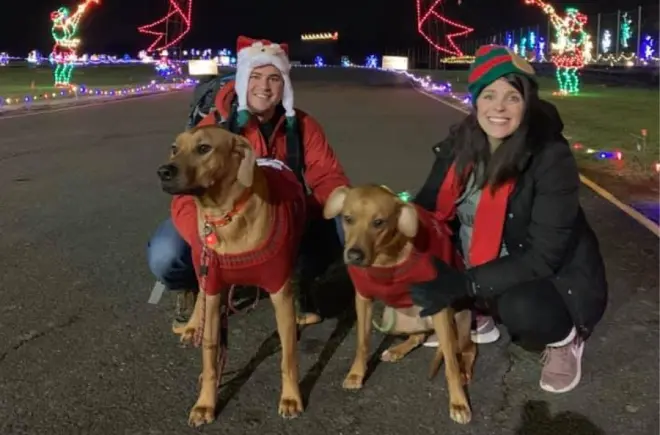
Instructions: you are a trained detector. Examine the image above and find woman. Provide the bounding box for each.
[411,45,608,394]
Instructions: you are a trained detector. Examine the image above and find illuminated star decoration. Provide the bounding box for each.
[138,0,193,52]
[416,0,473,56]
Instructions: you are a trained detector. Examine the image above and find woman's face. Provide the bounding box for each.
[476,78,525,142]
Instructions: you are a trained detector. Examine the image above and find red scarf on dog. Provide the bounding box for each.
[435,163,515,266]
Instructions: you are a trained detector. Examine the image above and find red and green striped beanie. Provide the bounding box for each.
[467,45,536,101]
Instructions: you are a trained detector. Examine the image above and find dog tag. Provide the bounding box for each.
[203,223,213,235]
[203,223,217,246]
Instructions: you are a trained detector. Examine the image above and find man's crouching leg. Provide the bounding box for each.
[294,216,344,326]
[146,218,199,329]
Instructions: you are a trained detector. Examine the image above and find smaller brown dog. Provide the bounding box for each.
[324,185,476,424]
[158,126,306,427]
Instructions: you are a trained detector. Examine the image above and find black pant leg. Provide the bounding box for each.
[295,217,349,317]
[495,279,574,348]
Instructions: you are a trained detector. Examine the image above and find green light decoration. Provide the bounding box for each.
[620,12,632,49]
[50,0,100,87]
[397,191,413,202]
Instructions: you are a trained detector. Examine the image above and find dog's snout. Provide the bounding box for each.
[157,164,178,181]
[345,247,366,265]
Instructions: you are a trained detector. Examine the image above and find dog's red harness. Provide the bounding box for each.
[347,205,461,309]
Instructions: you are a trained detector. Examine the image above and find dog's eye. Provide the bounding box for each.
[372,218,385,228]
[170,144,178,155]
[343,215,354,225]
[196,144,212,155]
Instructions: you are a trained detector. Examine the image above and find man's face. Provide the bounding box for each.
[246,64,284,116]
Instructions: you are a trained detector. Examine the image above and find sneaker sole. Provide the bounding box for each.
[471,326,501,344]
[422,338,439,348]
[423,326,501,348]
[539,342,584,394]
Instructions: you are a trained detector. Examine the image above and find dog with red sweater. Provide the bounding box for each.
[323,185,476,425]
[147,35,350,329]
[157,126,306,427]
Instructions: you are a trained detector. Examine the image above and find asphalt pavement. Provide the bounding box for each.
[0,68,658,435]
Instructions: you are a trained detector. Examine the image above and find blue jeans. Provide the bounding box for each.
[146,216,345,291]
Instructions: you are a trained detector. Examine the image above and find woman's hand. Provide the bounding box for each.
[410,257,474,317]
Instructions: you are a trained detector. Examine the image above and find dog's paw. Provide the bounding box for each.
[342,373,364,390]
[380,349,404,363]
[172,323,197,345]
[460,350,476,385]
[188,402,215,427]
[278,394,303,419]
[449,403,472,425]
[296,313,322,326]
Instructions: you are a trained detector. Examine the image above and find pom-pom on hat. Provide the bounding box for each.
[467,45,536,102]
[234,35,295,127]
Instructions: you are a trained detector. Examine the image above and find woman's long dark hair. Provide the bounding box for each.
[451,73,542,190]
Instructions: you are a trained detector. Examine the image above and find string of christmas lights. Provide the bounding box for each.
[3,60,656,174]
[416,0,473,57]
[50,0,100,87]
[0,80,194,109]
[524,0,592,95]
[138,0,193,52]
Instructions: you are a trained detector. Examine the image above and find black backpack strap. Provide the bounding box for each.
[285,118,309,194]
[209,97,239,132]
[188,74,234,129]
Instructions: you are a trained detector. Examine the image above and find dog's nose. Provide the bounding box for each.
[157,164,178,181]
[345,248,366,264]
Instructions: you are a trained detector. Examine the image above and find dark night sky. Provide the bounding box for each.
[1,0,656,56]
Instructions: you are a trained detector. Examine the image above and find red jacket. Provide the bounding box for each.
[195,80,349,217]
[347,206,462,309]
[171,161,307,295]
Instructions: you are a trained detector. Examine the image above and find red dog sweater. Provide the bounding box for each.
[347,205,461,308]
[171,159,306,295]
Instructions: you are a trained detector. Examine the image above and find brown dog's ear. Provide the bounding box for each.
[397,203,419,238]
[233,136,256,187]
[323,186,349,219]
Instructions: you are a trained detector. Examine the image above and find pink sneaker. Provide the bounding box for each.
[539,328,585,393]
[471,315,500,344]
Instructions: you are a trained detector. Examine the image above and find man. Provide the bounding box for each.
[147,35,350,327]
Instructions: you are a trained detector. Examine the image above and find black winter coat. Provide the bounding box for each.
[414,102,608,339]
